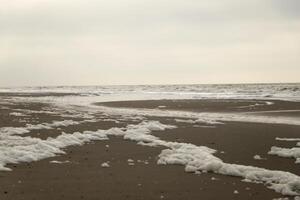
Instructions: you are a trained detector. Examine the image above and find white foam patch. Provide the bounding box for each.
[266,101,274,105]
[27,120,82,130]
[0,127,30,136]
[276,138,300,142]
[101,162,110,168]
[175,119,196,124]
[269,137,300,163]
[0,101,15,106]
[253,155,266,160]
[175,118,223,125]
[0,120,86,136]
[236,102,268,109]
[233,190,239,194]
[50,160,70,164]
[248,110,300,114]
[58,110,95,119]
[9,112,29,117]
[269,147,300,164]
[13,109,58,115]
[0,131,108,171]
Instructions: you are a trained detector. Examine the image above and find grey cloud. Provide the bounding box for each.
[1,0,299,36]
[0,0,299,86]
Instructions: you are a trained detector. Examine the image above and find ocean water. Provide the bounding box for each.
[0,83,299,103]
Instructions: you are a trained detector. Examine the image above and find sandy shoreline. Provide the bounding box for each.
[1,98,300,199]
[97,99,300,114]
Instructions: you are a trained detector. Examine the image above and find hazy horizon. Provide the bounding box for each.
[1,81,300,89]
[1,0,299,87]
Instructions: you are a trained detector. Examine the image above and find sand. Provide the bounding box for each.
[0,98,300,200]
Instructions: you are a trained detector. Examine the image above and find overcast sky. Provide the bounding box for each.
[0,0,299,86]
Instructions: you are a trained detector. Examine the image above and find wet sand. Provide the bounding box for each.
[97,99,300,113]
[1,99,300,200]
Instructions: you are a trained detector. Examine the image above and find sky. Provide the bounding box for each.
[0,0,299,86]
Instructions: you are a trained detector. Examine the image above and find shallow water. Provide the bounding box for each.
[0,83,300,102]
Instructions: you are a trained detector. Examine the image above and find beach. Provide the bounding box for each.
[1,91,300,200]
[1,0,300,198]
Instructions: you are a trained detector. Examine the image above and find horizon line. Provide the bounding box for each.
[1,81,299,89]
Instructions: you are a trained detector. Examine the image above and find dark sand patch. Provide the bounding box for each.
[97,99,300,113]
